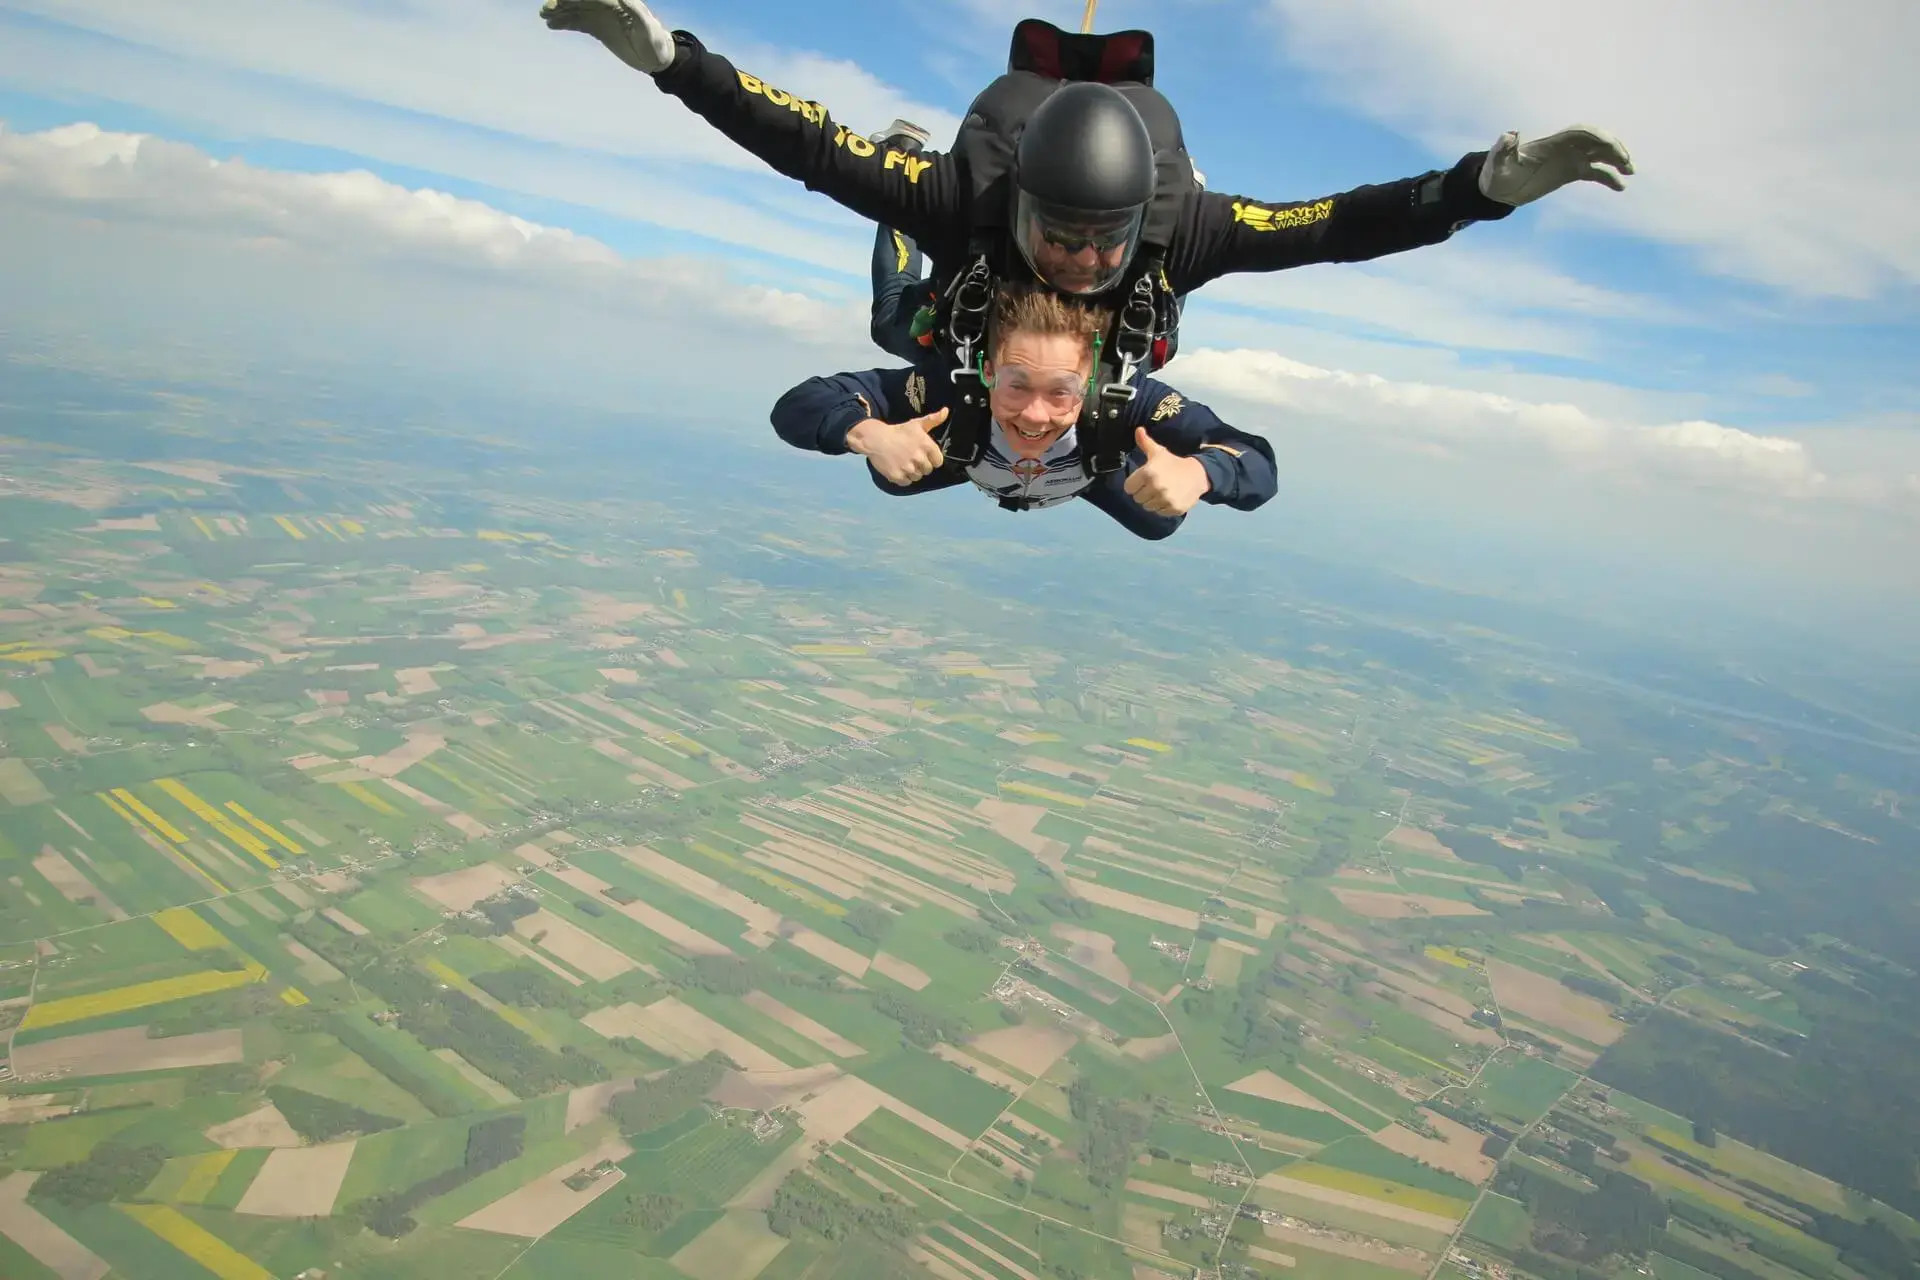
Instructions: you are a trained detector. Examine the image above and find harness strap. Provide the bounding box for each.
[932,244,998,473]
[1078,253,1166,477]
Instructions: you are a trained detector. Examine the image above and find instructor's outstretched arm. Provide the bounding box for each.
[543,0,965,245]
[1177,126,1631,289]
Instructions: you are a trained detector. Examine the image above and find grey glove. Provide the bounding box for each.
[542,0,676,75]
[1478,125,1634,207]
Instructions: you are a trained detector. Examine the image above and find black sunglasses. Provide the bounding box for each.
[1039,223,1131,255]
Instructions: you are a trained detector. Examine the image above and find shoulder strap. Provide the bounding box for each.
[1077,253,1165,477]
[928,242,999,474]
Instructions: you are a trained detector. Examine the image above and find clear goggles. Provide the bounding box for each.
[980,338,1102,414]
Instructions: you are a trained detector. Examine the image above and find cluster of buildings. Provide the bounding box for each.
[1149,936,1192,964]
[989,973,1075,1023]
[1447,1246,1513,1279]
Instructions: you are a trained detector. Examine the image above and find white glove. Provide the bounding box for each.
[1478,125,1634,207]
[541,0,675,76]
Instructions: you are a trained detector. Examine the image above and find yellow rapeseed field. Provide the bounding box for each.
[1001,780,1087,808]
[111,788,188,844]
[340,780,399,815]
[135,630,194,649]
[99,793,229,893]
[155,778,278,867]
[224,800,304,855]
[153,907,229,952]
[120,1204,275,1280]
[0,648,62,662]
[1281,1163,1472,1220]
[425,959,546,1042]
[174,1150,239,1203]
[22,963,268,1030]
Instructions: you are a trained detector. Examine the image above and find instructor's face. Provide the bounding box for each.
[987,331,1091,460]
[1028,230,1130,294]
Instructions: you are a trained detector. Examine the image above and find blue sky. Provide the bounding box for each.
[1,0,1917,653]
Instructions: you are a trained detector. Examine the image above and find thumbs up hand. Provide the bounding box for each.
[1122,425,1211,516]
[848,407,950,486]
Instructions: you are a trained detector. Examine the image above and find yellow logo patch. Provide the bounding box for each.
[1231,197,1335,232]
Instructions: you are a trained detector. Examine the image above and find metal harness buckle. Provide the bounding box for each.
[1094,273,1159,417]
[937,256,994,468]
[1082,273,1163,476]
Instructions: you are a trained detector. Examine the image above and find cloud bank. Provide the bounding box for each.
[1166,347,1835,499]
[0,120,858,343]
[1263,0,1920,301]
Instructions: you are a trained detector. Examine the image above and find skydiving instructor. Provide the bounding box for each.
[537,0,1635,307]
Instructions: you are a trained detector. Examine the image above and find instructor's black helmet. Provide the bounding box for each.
[1012,82,1157,296]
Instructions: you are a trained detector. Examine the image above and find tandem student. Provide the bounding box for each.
[769,285,1277,542]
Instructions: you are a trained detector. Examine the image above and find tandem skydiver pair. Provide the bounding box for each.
[541,0,1634,539]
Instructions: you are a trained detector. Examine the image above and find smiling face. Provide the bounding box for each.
[985,329,1094,459]
[982,287,1113,461]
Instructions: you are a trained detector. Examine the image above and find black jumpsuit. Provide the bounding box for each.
[650,29,1517,302]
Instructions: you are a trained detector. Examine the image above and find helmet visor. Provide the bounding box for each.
[1014,192,1143,295]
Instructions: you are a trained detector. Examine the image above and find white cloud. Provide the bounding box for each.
[1163,345,1837,498]
[1261,0,1920,300]
[0,1,954,273]
[1202,254,1602,359]
[0,0,965,169]
[1173,305,1719,427]
[0,121,857,342]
